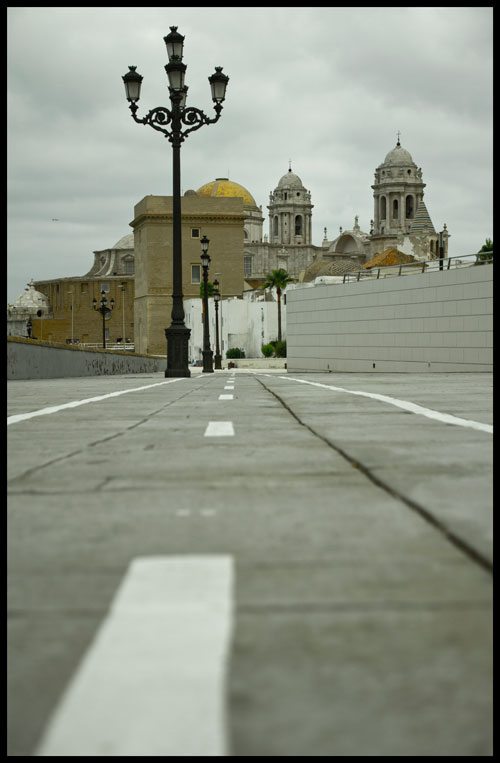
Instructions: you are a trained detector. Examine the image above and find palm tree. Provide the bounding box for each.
[263,268,293,342]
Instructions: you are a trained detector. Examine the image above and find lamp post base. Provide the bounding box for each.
[165,324,191,377]
[202,349,214,373]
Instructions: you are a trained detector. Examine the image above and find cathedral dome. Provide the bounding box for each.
[12,280,50,311]
[382,142,415,167]
[112,233,134,250]
[277,168,305,189]
[196,178,257,209]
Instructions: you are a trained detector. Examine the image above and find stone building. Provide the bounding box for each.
[9,136,450,353]
[319,138,450,264]
[7,280,51,338]
[369,138,449,260]
[29,236,135,346]
[131,193,246,356]
[242,167,323,286]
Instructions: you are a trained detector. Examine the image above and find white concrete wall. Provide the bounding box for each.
[185,296,281,360]
[287,266,493,373]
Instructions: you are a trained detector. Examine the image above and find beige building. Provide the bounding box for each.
[28,235,135,346]
[131,193,246,356]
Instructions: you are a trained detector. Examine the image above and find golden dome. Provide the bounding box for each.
[196,178,257,209]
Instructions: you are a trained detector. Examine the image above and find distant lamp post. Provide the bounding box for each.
[119,283,127,349]
[92,290,114,349]
[122,27,229,377]
[213,279,222,370]
[200,235,214,373]
[26,319,32,339]
[67,290,74,343]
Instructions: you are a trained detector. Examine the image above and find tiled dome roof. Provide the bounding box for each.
[196,178,257,209]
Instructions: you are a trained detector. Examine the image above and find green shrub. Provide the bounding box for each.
[261,343,274,357]
[274,340,287,357]
[226,347,242,358]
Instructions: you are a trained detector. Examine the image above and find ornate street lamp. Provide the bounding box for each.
[92,290,114,349]
[200,235,214,373]
[122,27,229,378]
[213,279,222,370]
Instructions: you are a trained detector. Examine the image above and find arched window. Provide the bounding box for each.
[393,199,399,219]
[380,196,386,220]
[295,215,302,236]
[405,195,414,219]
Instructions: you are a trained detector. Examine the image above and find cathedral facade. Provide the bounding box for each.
[9,138,450,349]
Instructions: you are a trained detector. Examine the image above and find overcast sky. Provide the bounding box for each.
[7,6,493,302]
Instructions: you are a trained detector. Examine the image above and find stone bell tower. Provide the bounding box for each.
[268,165,313,246]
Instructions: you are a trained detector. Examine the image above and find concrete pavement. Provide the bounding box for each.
[7,370,492,756]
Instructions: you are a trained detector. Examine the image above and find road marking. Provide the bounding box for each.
[218,394,234,400]
[280,376,493,434]
[224,385,234,390]
[35,555,234,757]
[7,379,185,426]
[200,508,217,517]
[204,421,235,437]
[174,509,217,518]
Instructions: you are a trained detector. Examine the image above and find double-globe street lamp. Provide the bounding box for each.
[122,27,229,377]
[93,290,114,349]
[213,278,222,370]
[200,235,214,373]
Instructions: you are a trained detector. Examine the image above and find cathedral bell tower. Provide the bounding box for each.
[371,137,425,243]
[268,166,313,245]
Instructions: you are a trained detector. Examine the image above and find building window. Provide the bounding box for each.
[244,256,252,277]
[123,257,134,274]
[191,265,201,284]
[392,200,398,219]
[380,196,386,220]
[295,215,302,235]
[273,216,279,237]
[191,228,200,238]
[405,195,414,219]
[100,282,110,293]
[81,282,88,293]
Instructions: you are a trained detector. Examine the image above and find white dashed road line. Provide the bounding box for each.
[35,556,234,757]
[219,394,234,400]
[204,421,235,437]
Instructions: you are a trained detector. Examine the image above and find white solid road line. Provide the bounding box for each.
[280,376,493,434]
[7,378,185,426]
[35,555,234,757]
[205,421,235,437]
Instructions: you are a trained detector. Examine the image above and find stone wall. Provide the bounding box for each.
[7,337,167,380]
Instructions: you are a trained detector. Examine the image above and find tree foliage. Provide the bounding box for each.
[263,269,293,343]
[476,238,493,265]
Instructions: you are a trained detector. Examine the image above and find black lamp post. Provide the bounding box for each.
[200,235,214,373]
[122,27,229,378]
[213,279,222,370]
[92,290,114,349]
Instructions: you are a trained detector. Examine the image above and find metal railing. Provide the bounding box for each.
[78,343,135,351]
[341,252,493,284]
